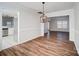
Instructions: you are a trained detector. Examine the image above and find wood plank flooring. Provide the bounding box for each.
[0,31,78,56]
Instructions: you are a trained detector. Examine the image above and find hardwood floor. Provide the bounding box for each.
[0,31,78,56]
[45,31,69,41]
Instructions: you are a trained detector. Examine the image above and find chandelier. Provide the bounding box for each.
[40,2,48,23]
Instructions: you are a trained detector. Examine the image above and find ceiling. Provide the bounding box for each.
[19,2,74,13]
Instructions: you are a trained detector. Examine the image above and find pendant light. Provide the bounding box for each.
[40,2,48,23]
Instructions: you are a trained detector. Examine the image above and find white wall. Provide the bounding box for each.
[19,8,41,43]
[74,2,79,54]
[0,3,41,50]
[41,23,44,36]
[46,9,75,41]
[44,22,48,33]
[0,14,2,51]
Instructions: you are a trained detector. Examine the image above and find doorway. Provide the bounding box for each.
[44,15,69,41]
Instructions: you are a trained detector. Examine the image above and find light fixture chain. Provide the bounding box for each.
[43,2,44,15]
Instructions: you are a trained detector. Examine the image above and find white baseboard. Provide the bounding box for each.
[77,51,79,55]
[74,41,79,55]
[18,35,42,45]
[0,42,17,51]
[0,35,42,51]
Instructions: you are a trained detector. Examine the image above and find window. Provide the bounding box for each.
[57,21,67,29]
[57,21,62,28]
[62,21,67,28]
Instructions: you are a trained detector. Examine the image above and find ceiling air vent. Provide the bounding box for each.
[37,12,43,14]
